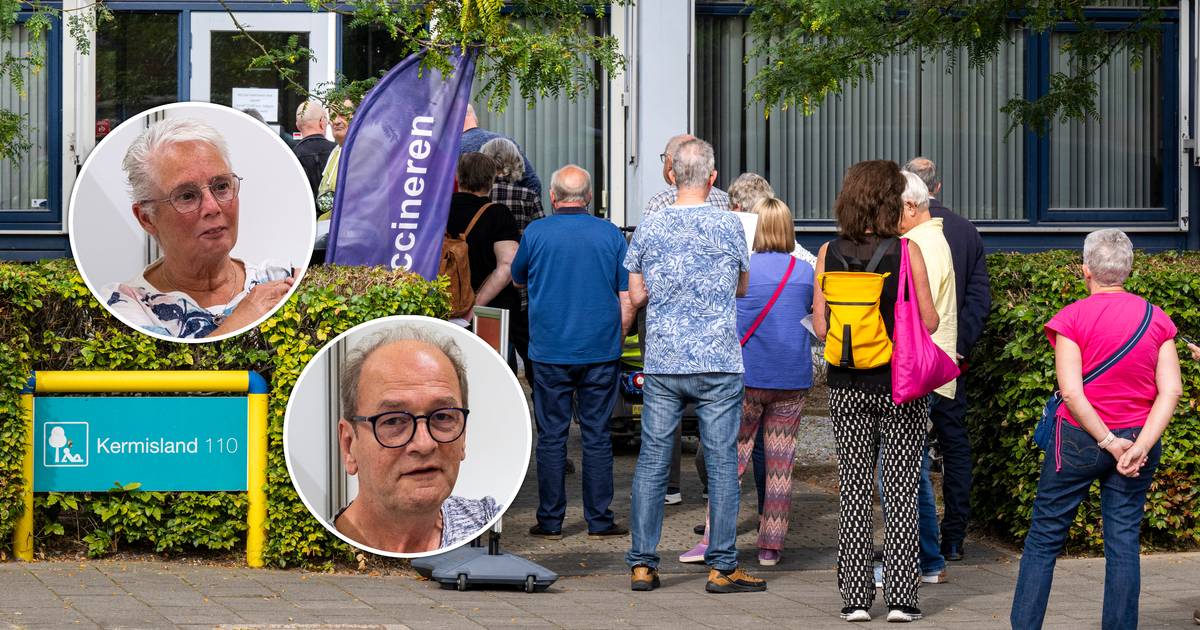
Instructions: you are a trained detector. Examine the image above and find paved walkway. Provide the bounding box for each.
[4,417,1199,628]
[3,553,1199,628]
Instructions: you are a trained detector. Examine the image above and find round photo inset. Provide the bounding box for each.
[69,102,316,343]
[284,316,532,558]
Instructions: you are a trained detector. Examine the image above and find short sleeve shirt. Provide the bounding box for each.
[624,203,750,374]
[1045,291,1177,430]
[447,192,521,313]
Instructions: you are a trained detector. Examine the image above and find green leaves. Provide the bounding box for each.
[971,250,1200,551]
[0,261,448,566]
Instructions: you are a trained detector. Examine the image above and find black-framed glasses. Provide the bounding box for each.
[659,152,668,163]
[141,172,243,214]
[350,408,469,448]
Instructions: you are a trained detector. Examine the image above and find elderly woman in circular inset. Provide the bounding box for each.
[102,118,295,339]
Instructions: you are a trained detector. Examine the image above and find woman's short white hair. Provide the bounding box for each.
[900,170,930,207]
[1083,228,1134,287]
[123,117,232,215]
[480,137,524,182]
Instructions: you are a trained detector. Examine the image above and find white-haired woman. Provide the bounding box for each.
[481,137,543,234]
[103,118,294,339]
[1011,229,1181,629]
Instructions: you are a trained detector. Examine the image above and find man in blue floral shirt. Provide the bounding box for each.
[623,138,765,594]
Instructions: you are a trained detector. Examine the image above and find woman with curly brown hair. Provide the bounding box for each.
[813,160,940,623]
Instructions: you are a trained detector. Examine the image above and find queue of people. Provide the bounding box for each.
[289,104,1185,624]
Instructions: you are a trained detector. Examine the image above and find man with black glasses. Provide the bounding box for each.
[333,326,500,554]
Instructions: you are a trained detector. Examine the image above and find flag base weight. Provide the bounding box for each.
[411,527,558,593]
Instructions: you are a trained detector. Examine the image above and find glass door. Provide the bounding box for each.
[190,12,335,140]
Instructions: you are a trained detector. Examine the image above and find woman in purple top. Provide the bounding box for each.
[680,198,815,567]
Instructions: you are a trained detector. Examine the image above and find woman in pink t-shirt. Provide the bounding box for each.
[1011,229,1182,630]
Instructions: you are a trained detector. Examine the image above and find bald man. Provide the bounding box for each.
[511,164,634,540]
[460,104,542,194]
[643,134,731,218]
[334,327,501,554]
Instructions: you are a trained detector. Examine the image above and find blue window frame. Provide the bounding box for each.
[1,11,62,229]
[1028,16,1178,224]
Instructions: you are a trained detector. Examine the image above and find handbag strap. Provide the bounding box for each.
[1081,299,1154,385]
[741,256,796,347]
[461,202,494,239]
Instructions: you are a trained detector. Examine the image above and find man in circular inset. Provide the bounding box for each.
[334,326,500,553]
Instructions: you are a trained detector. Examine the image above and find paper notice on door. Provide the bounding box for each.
[231,88,279,122]
[735,210,757,253]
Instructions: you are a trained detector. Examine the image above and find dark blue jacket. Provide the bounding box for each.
[929,198,991,357]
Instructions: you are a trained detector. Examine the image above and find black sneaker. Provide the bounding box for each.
[587,524,629,538]
[840,606,871,622]
[693,523,706,535]
[528,524,562,540]
[886,605,923,622]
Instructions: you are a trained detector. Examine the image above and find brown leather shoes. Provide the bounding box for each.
[705,567,767,593]
[631,565,660,591]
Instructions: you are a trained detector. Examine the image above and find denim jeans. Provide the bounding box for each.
[626,372,744,571]
[878,438,945,574]
[1011,423,1162,630]
[930,387,971,548]
[530,360,619,533]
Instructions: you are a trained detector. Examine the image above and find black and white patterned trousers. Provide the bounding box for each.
[829,386,929,609]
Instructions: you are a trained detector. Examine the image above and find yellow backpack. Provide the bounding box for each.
[819,238,896,369]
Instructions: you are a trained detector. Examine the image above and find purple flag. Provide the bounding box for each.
[327,47,478,275]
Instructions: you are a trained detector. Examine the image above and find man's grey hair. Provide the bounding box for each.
[550,165,592,204]
[900,170,930,208]
[1083,228,1134,287]
[728,173,773,211]
[671,138,716,190]
[480,137,525,181]
[296,99,327,126]
[903,157,940,194]
[123,117,232,215]
[339,325,470,419]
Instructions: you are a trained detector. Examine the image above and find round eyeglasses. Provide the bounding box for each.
[350,408,469,448]
[141,173,243,214]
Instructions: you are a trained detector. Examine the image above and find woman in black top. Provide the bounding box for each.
[813,160,940,623]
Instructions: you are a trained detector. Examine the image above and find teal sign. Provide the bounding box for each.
[34,397,249,492]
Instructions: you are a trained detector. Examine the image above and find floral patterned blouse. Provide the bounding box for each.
[102,259,292,339]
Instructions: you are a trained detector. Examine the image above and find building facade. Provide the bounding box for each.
[2,0,1197,260]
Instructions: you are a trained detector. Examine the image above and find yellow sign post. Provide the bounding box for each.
[13,370,269,567]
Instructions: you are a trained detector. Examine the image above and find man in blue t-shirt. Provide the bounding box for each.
[511,164,633,541]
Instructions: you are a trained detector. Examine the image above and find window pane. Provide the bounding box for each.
[1,23,50,212]
[96,12,179,143]
[697,15,920,220]
[210,31,309,138]
[1049,33,1162,210]
[697,15,1027,221]
[921,31,1025,220]
[341,24,409,81]
[471,18,602,213]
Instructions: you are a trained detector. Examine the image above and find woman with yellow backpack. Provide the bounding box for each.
[813,160,940,623]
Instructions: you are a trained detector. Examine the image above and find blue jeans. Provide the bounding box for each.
[1011,423,1162,630]
[878,439,946,575]
[626,372,744,571]
[530,360,619,532]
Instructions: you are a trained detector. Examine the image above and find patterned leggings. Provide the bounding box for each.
[700,387,807,550]
[829,386,928,609]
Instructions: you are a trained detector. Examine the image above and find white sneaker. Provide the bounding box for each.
[921,569,947,584]
[886,606,923,622]
[840,607,871,622]
[664,492,682,505]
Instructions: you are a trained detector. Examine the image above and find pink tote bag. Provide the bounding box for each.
[891,238,960,405]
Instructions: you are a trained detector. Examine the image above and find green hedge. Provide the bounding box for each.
[970,250,1200,551]
[0,259,449,567]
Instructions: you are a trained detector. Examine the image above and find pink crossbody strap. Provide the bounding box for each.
[740,256,797,347]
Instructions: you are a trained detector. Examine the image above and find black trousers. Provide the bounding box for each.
[930,379,971,548]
